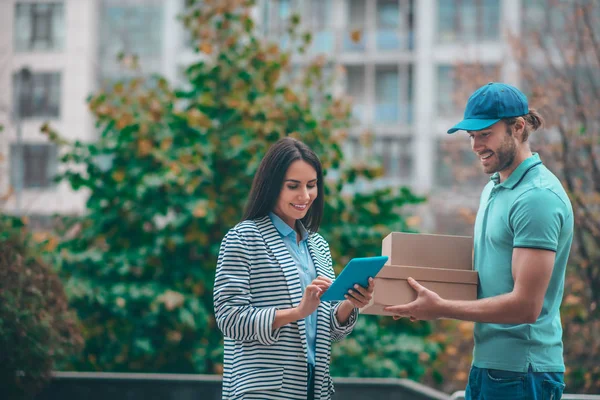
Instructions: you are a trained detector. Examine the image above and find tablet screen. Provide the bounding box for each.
[320,256,388,301]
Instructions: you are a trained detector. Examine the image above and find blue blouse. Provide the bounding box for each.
[269,212,317,366]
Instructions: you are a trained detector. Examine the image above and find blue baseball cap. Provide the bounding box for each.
[447,82,529,134]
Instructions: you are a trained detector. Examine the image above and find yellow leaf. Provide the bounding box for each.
[199,42,213,54]
[564,294,581,305]
[179,155,193,166]
[150,100,163,122]
[44,236,58,252]
[226,98,241,108]
[193,283,205,296]
[116,113,134,130]
[458,321,474,335]
[169,163,181,175]
[112,169,126,183]
[137,139,153,156]
[96,104,111,117]
[214,363,224,375]
[113,82,124,94]
[365,203,379,214]
[188,109,211,129]
[224,36,237,48]
[160,138,173,151]
[159,290,185,311]
[32,232,48,242]
[192,202,207,218]
[167,331,183,343]
[284,88,297,103]
[455,371,468,382]
[406,216,421,228]
[446,345,458,356]
[229,135,242,147]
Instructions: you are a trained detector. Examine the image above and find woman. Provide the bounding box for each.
[214,137,374,400]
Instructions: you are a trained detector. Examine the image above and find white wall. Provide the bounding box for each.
[1,0,98,215]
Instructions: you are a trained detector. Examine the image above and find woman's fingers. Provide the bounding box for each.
[306,284,322,297]
[344,290,369,307]
[350,284,369,297]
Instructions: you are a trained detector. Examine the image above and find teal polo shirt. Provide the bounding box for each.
[472,153,573,372]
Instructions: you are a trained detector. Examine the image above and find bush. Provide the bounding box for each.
[0,215,83,399]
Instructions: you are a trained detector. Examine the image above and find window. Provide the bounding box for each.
[345,135,413,182]
[13,72,61,119]
[308,0,333,53]
[437,0,499,43]
[375,65,413,124]
[259,0,299,49]
[345,66,366,122]
[99,0,164,78]
[376,0,399,50]
[10,143,58,189]
[437,65,456,117]
[261,0,297,35]
[14,2,65,52]
[375,66,399,123]
[344,0,367,51]
[437,64,500,117]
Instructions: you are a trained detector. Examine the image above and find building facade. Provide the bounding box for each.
[0,0,529,232]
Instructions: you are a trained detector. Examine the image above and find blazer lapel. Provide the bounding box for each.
[307,233,333,399]
[307,235,330,279]
[254,216,308,357]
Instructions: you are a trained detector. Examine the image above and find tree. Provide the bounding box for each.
[47,0,435,379]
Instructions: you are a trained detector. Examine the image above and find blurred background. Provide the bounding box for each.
[0,0,598,398]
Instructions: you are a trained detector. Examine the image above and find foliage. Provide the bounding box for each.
[47,0,431,379]
[0,215,83,399]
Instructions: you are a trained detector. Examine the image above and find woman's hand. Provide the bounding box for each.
[344,277,375,309]
[295,276,332,319]
[335,277,375,325]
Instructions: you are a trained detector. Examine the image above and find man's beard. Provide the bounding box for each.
[484,134,517,175]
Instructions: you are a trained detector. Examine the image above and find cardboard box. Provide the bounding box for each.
[382,232,474,270]
[361,232,478,316]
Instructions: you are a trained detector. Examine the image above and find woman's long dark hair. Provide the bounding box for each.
[242,137,324,233]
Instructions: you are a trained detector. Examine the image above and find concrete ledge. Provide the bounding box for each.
[35,372,451,400]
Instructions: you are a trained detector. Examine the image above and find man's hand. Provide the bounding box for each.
[383,277,444,321]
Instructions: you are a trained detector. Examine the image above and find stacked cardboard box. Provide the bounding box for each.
[361,232,479,316]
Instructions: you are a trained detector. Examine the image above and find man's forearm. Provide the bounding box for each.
[440,292,539,324]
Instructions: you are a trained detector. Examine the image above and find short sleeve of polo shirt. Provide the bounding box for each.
[509,188,568,252]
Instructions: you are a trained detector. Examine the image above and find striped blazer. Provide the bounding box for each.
[214,216,358,400]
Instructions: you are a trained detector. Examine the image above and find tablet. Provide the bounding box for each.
[320,256,388,301]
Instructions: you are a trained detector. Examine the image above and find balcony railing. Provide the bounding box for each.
[265,27,414,54]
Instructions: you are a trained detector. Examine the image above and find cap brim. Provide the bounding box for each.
[447,118,501,134]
